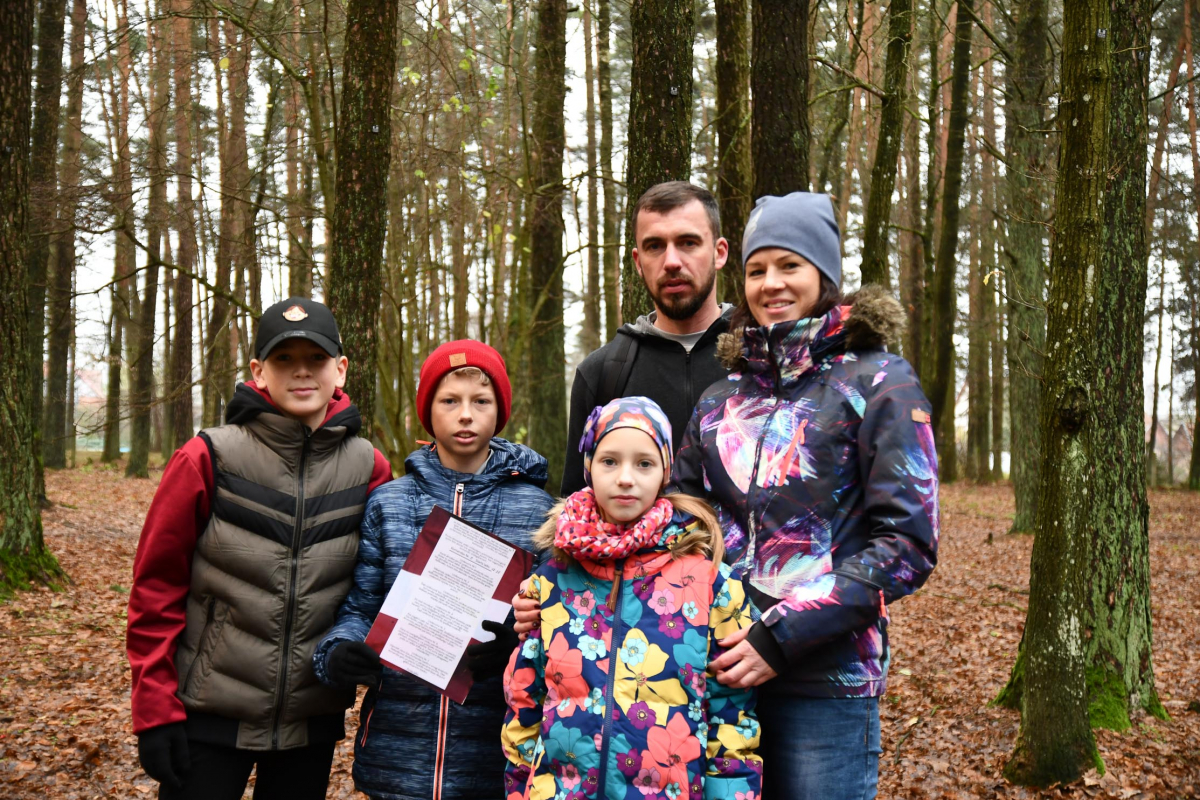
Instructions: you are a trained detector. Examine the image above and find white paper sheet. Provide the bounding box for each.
[379,516,515,690]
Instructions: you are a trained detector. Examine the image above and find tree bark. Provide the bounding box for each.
[715,0,751,302]
[622,0,694,320]
[581,0,601,353]
[752,0,809,197]
[27,0,68,480]
[169,0,198,451]
[44,0,85,470]
[598,0,620,338]
[1004,0,1049,533]
[527,0,568,488]
[325,0,399,437]
[1185,0,1200,491]
[928,0,973,484]
[1148,258,1165,486]
[127,0,167,478]
[0,0,64,593]
[1005,0,1161,783]
[859,0,912,288]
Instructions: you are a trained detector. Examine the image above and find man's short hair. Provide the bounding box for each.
[632,181,721,242]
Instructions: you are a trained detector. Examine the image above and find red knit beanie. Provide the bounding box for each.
[416,340,513,437]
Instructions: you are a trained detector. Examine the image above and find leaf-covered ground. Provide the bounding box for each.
[1,464,1197,798]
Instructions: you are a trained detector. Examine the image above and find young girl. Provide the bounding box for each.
[501,397,762,800]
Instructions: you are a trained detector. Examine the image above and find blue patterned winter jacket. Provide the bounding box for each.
[313,439,556,800]
[670,287,940,699]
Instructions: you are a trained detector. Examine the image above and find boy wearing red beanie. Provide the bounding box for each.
[312,340,554,800]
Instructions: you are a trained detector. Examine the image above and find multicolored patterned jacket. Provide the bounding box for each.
[501,510,763,800]
[671,287,940,699]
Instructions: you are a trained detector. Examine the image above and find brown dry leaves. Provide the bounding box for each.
[0,467,1197,798]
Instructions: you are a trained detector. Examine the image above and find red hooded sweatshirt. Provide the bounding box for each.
[126,383,392,734]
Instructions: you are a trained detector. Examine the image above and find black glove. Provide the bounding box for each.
[326,640,383,690]
[137,721,189,788]
[465,619,520,681]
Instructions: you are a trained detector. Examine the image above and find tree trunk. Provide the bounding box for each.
[900,75,924,371]
[169,0,198,451]
[967,129,990,482]
[127,0,167,478]
[1148,258,1165,486]
[598,0,619,337]
[326,0,399,437]
[982,8,1003,482]
[1005,0,1049,533]
[581,0,601,353]
[1145,29,1185,231]
[0,0,64,593]
[622,0,694,320]
[928,0,973,484]
[26,0,68,481]
[859,0,912,288]
[715,0,751,302]
[44,0,85,470]
[286,0,311,298]
[752,0,809,197]
[1005,0,1161,784]
[527,0,568,488]
[1185,0,1200,491]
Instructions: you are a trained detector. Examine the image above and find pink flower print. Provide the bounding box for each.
[560,763,581,789]
[657,614,684,639]
[594,732,605,752]
[634,767,662,795]
[572,590,596,616]
[736,792,759,800]
[649,586,678,615]
[628,701,657,729]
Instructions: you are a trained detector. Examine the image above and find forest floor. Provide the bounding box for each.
[0,461,1197,799]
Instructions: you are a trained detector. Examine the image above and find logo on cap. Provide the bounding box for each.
[449,353,468,367]
[282,304,308,322]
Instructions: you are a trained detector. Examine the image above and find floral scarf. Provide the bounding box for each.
[554,488,675,562]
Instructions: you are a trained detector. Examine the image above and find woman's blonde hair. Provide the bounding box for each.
[533,490,725,567]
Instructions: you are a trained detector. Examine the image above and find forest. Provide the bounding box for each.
[1,0,1199,795]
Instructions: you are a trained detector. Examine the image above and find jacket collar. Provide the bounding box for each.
[404,437,549,491]
[740,305,850,390]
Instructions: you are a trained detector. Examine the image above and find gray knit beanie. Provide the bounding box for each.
[741,192,842,288]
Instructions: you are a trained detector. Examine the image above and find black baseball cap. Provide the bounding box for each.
[254,297,343,361]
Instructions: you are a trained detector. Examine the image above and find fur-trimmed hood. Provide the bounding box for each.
[716,284,905,371]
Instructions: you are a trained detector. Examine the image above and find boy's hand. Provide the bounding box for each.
[326,641,383,689]
[512,577,541,640]
[465,620,519,680]
[137,721,189,788]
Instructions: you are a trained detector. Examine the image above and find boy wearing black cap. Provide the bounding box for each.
[126,297,393,800]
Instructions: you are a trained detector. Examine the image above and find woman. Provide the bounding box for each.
[670,191,940,800]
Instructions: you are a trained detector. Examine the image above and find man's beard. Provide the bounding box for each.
[650,259,718,322]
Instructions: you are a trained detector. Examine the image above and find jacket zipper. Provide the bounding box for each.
[432,483,468,800]
[271,428,310,749]
[738,338,786,573]
[684,350,693,416]
[595,560,625,800]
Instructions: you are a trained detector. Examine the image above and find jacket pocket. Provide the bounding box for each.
[182,596,226,696]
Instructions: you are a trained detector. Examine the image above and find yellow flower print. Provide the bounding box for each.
[613,629,688,724]
[710,577,751,641]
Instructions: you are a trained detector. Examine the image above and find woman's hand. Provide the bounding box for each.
[512,577,541,641]
[708,626,779,688]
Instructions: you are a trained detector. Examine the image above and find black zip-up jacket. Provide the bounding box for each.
[561,307,733,496]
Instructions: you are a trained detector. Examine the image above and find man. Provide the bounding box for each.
[561,181,733,496]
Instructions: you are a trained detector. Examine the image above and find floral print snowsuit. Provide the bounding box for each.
[501,512,763,800]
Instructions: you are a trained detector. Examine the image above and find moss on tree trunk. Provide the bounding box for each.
[0,0,65,599]
[1004,0,1160,784]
